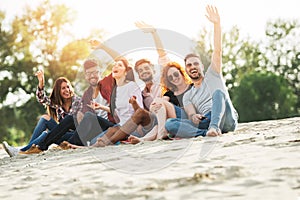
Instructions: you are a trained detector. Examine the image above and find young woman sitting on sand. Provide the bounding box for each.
[2,70,81,157]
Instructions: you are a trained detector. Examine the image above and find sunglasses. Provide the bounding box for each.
[186,62,200,67]
[168,71,180,82]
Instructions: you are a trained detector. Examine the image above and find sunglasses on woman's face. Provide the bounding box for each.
[168,71,180,82]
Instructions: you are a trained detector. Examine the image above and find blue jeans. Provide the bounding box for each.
[209,89,238,133]
[21,130,74,151]
[165,112,211,138]
[165,90,238,138]
[21,117,57,151]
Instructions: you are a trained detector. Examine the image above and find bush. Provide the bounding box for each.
[233,71,297,122]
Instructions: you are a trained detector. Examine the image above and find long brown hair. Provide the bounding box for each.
[161,62,192,95]
[47,77,74,122]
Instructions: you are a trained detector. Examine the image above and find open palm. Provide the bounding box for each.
[205,5,220,24]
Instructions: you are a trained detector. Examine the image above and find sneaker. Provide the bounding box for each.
[2,141,20,157]
[19,144,42,154]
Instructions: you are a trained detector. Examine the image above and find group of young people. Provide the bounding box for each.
[2,5,238,157]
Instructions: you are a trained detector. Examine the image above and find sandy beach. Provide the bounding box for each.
[1,117,299,200]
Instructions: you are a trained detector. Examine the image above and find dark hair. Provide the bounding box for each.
[161,62,191,94]
[184,53,200,64]
[48,77,74,122]
[83,59,99,71]
[134,58,154,72]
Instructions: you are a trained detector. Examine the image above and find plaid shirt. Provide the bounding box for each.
[36,86,82,122]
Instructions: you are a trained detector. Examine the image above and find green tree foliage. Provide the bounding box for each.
[0,1,98,144]
[264,19,300,112]
[0,9,41,144]
[233,71,297,122]
[195,19,300,122]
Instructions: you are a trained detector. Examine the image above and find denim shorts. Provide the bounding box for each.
[174,105,188,119]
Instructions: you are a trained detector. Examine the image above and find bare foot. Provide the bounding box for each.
[68,144,86,149]
[206,128,222,137]
[128,135,142,144]
[129,96,140,111]
[93,138,106,147]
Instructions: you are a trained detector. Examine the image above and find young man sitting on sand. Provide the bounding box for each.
[165,5,239,138]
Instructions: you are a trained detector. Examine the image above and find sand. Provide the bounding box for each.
[0,117,299,200]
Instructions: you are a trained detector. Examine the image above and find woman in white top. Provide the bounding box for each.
[89,56,144,146]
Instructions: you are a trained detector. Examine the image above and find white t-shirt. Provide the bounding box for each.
[115,81,144,126]
[93,93,109,120]
[183,66,230,115]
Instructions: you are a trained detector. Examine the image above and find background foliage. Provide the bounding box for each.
[0,2,299,144]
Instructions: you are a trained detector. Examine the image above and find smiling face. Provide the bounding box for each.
[59,81,72,99]
[167,67,184,86]
[185,56,204,81]
[136,62,154,83]
[85,66,100,87]
[112,60,127,79]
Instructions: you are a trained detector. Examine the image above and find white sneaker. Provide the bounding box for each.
[2,141,20,157]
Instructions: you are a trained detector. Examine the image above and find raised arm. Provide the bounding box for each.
[35,69,45,90]
[205,5,222,74]
[89,39,120,60]
[135,21,167,58]
[35,70,59,109]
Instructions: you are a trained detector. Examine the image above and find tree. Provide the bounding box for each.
[233,71,297,122]
[264,19,300,113]
[0,1,100,144]
[195,19,300,121]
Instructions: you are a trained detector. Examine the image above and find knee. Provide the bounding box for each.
[84,111,95,119]
[165,118,178,132]
[41,114,51,121]
[212,89,225,100]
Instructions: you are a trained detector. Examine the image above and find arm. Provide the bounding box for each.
[205,5,222,74]
[35,70,58,109]
[135,21,167,58]
[89,39,120,60]
[184,103,197,121]
[184,104,206,125]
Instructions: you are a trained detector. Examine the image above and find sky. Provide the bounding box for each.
[1,0,299,41]
[1,0,299,67]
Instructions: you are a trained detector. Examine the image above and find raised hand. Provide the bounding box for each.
[35,69,44,89]
[89,39,102,50]
[135,21,156,34]
[205,5,220,25]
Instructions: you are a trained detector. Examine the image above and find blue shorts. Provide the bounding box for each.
[174,105,188,119]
